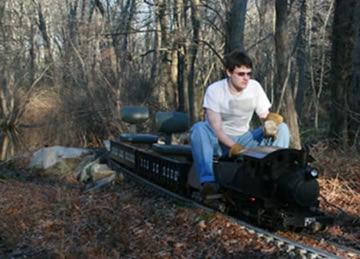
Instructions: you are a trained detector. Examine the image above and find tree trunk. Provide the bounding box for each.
[0,0,6,23]
[111,0,134,104]
[151,0,175,110]
[226,0,248,53]
[0,134,9,161]
[36,2,52,64]
[315,0,335,129]
[174,0,187,112]
[275,0,301,149]
[188,0,201,123]
[350,1,360,147]
[294,0,307,118]
[329,0,355,147]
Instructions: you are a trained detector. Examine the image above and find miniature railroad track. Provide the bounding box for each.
[294,232,360,259]
[110,159,358,259]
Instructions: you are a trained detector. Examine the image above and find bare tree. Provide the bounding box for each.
[274,0,301,149]
[187,0,201,123]
[0,0,6,23]
[151,0,176,110]
[0,0,52,159]
[226,0,248,52]
[294,0,307,118]
[329,0,358,147]
[0,0,359,157]
[350,1,360,147]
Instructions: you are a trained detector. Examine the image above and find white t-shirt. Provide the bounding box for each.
[203,78,271,136]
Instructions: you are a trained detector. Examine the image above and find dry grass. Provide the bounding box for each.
[310,142,360,218]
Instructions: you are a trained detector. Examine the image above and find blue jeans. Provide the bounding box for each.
[190,121,290,184]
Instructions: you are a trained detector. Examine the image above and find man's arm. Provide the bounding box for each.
[206,109,236,148]
[259,110,269,121]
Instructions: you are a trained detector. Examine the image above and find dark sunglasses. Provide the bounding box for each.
[235,71,252,77]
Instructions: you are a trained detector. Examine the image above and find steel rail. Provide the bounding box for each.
[299,232,360,258]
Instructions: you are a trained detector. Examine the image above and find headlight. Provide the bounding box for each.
[305,167,319,179]
[310,169,319,178]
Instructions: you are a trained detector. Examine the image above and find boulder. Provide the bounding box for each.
[29,146,90,169]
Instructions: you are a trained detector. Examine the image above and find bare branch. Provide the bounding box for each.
[198,40,225,66]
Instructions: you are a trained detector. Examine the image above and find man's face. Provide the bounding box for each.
[226,66,252,92]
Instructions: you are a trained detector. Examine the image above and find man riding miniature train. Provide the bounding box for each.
[190,50,290,199]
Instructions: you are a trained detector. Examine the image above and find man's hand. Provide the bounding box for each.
[264,112,283,139]
[228,143,245,158]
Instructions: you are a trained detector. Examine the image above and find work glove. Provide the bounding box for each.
[228,143,245,158]
[264,112,283,139]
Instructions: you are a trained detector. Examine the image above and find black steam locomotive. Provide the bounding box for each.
[108,106,332,231]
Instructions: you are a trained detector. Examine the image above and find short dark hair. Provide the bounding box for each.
[224,50,252,72]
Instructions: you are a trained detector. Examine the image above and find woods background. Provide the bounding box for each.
[0,0,359,160]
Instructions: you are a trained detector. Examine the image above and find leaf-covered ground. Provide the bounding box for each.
[0,144,359,258]
[0,176,285,258]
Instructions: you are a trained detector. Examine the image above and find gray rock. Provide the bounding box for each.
[29,146,90,169]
